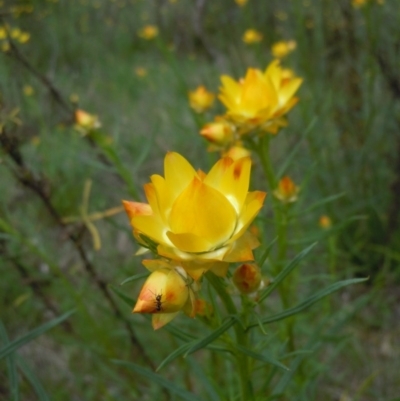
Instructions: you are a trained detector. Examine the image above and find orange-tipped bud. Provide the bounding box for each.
[232,263,262,294]
[222,144,251,161]
[200,119,234,145]
[273,176,299,203]
[319,215,332,229]
[74,109,101,134]
[188,86,215,113]
[133,268,189,315]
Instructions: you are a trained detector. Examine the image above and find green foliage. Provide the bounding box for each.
[1,0,399,400]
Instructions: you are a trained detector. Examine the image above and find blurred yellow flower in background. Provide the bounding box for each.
[74,109,101,135]
[219,60,302,134]
[271,40,296,58]
[138,25,158,40]
[273,176,300,203]
[123,152,266,280]
[352,0,367,6]
[319,215,332,229]
[188,85,215,113]
[235,0,249,6]
[135,67,148,77]
[23,85,34,96]
[242,29,263,44]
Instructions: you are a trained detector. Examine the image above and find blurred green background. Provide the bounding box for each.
[0,0,399,400]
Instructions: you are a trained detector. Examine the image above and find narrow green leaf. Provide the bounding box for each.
[156,342,195,372]
[250,278,368,328]
[112,359,201,401]
[17,356,50,401]
[184,317,236,356]
[258,242,317,303]
[236,344,289,371]
[109,285,135,309]
[0,310,75,360]
[257,236,278,267]
[120,273,148,286]
[291,192,346,216]
[0,321,19,401]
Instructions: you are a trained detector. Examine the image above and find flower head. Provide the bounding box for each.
[188,86,215,113]
[242,29,263,44]
[219,60,302,134]
[271,40,296,58]
[273,176,299,203]
[138,25,158,40]
[123,152,266,280]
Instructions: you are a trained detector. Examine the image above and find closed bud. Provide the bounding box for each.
[200,119,234,145]
[273,176,299,203]
[232,263,262,294]
[133,268,189,315]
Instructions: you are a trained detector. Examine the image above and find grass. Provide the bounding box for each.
[1,0,400,400]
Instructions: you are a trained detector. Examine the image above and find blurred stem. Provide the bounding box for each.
[205,272,254,401]
[254,135,295,352]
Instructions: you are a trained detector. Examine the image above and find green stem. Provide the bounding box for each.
[205,272,254,401]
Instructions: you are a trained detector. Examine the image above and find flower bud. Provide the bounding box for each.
[273,176,299,203]
[200,119,234,145]
[232,263,262,294]
[223,144,252,161]
[319,215,332,229]
[74,109,101,134]
[188,86,215,113]
[133,268,189,314]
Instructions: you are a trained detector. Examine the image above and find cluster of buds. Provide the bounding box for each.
[123,152,266,329]
[196,60,302,159]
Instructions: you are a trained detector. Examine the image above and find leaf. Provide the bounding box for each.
[250,278,368,328]
[235,344,289,371]
[109,285,135,309]
[17,356,50,401]
[120,273,148,286]
[0,310,75,360]
[258,242,317,303]
[0,321,19,401]
[156,342,195,372]
[184,317,236,357]
[257,236,278,267]
[112,360,202,401]
[291,192,346,216]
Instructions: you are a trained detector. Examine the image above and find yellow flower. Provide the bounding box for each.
[242,29,263,44]
[74,109,101,135]
[200,118,234,145]
[0,27,6,40]
[188,85,215,113]
[232,263,262,294]
[133,263,195,330]
[319,215,332,229]
[273,176,299,203]
[138,25,158,40]
[271,40,296,58]
[219,60,303,134]
[235,0,248,6]
[123,152,266,280]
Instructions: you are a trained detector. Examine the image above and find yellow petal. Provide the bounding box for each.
[205,157,251,213]
[122,200,152,220]
[164,152,197,202]
[131,214,168,245]
[168,177,237,247]
[152,312,179,330]
[167,232,213,253]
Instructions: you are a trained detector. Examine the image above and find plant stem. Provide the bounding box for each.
[205,272,254,401]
